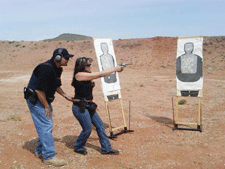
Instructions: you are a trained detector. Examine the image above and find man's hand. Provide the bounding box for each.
[35,90,51,118]
[45,106,52,118]
[56,87,73,102]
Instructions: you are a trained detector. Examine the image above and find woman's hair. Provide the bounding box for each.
[71,57,93,86]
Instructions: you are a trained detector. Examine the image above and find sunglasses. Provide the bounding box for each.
[79,57,93,66]
[86,64,91,67]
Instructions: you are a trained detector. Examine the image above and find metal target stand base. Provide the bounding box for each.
[108,127,134,139]
[173,124,202,132]
[105,99,134,139]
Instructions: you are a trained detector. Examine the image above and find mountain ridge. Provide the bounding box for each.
[43,33,92,41]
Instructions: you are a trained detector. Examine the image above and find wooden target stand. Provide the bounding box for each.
[105,97,134,139]
[173,93,202,132]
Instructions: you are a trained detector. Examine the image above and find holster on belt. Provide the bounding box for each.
[78,98,87,113]
[24,87,38,104]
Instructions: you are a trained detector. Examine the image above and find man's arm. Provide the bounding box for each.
[56,87,73,102]
[35,90,51,118]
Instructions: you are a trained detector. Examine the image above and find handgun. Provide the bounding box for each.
[119,62,133,67]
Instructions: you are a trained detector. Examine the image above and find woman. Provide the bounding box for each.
[71,57,124,155]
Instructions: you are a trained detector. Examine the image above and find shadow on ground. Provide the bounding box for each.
[23,135,102,155]
[146,113,174,129]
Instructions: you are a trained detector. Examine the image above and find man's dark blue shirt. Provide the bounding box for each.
[28,59,62,99]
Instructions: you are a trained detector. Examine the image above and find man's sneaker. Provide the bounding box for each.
[43,157,67,166]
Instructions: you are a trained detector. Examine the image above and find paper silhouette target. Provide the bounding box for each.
[176,37,203,97]
[94,38,121,101]
[100,42,117,83]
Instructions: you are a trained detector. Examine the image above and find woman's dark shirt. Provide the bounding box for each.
[72,77,95,100]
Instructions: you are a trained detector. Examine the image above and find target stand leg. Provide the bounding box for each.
[173,96,202,132]
[173,124,178,131]
[105,99,135,139]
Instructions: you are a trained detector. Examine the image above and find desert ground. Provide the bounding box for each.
[0,36,225,169]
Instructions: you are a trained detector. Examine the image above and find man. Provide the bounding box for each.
[24,48,74,166]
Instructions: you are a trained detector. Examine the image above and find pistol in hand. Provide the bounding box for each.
[119,62,133,67]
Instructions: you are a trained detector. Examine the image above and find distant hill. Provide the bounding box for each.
[43,33,92,41]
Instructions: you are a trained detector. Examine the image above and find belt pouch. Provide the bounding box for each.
[87,102,97,114]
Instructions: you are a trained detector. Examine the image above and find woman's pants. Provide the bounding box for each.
[72,104,113,153]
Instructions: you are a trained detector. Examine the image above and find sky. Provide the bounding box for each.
[0,0,224,41]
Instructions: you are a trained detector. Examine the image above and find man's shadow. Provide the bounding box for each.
[22,123,110,155]
[22,138,38,155]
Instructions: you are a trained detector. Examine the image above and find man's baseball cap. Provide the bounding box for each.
[53,48,74,59]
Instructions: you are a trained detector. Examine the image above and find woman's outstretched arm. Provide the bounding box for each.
[75,66,123,81]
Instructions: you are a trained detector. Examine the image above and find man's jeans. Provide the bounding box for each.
[72,104,113,153]
[26,99,55,160]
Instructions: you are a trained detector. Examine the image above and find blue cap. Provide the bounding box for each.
[53,48,74,59]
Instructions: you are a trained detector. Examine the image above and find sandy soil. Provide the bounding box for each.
[0,37,225,169]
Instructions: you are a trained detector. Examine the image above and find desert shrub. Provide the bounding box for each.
[222,54,225,60]
[7,115,21,121]
[9,41,15,44]
[41,44,48,48]
[178,99,187,105]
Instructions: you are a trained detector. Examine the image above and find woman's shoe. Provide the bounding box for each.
[35,153,42,158]
[74,149,88,156]
[101,149,119,155]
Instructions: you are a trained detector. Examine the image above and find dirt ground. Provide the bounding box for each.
[0,37,225,169]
